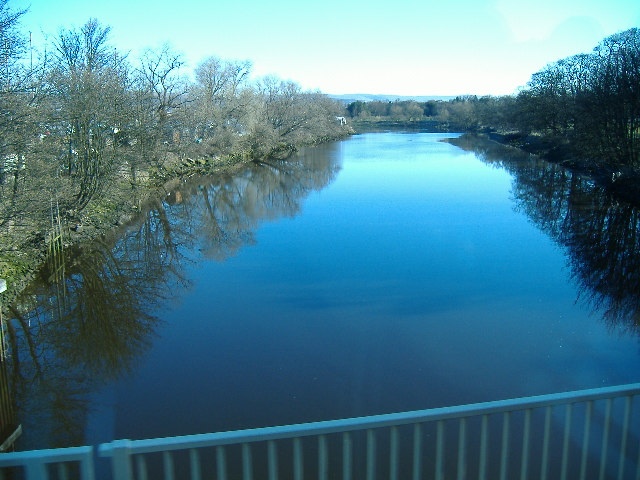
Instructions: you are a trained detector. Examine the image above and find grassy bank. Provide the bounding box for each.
[0,128,352,308]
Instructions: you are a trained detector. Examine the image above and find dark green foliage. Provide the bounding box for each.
[439,29,640,170]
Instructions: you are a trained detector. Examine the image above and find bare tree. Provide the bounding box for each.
[137,44,189,131]
[590,28,640,166]
[516,28,640,168]
[188,56,252,154]
[0,1,51,236]
[0,0,32,155]
[195,56,251,106]
[0,0,28,93]
[46,18,131,212]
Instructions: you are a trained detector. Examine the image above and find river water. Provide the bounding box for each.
[4,131,640,451]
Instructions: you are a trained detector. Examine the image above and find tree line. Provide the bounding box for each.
[346,99,439,120]
[347,28,640,172]
[0,3,349,291]
[5,139,342,449]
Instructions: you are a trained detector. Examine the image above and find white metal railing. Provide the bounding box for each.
[0,445,94,480]
[1,383,640,480]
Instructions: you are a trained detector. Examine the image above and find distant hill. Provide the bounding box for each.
[329,94,456,104]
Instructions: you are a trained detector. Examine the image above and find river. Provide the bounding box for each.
[3,131,640,451]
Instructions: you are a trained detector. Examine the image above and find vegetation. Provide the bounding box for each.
[0,5,350,300]
[2,0,638,301]
[347,28,640,188]
[345,99,446,132]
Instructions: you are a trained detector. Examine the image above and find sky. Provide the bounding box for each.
[9,0,640,97]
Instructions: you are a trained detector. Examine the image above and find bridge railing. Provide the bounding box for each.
[0,445,94,480]
[2,383,640,480]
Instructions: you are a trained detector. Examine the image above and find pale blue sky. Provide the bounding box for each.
[10,0,640,96]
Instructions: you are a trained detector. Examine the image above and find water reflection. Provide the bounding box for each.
[4,143,341,450]
[5,132,639,451]
[4,234,169,448]
[449,134,640,332]
[168,146,341,261]
[0,356,19,450]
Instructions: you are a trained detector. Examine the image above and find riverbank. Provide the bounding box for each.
[484,131,640,206]
[0,130,356,308]
[0,116,355,308]
[3,122,637,308]
[0,153,253,308]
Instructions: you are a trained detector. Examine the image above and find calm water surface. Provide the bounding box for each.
[6,132,640,450]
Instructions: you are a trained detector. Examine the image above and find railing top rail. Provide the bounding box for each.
[0,445,93,467]
[99,382,640,456]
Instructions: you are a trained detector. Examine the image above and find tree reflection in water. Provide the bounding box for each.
[449,134,640,333]
[3,143,341,450]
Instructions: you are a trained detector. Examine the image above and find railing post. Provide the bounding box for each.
[242,443,253,480]
[457,418,467,480]
[293,438,303,480]
[561,403,572,480]
[579,401,593,480]
[23,461,47,480]
[412,423,422,480]
[390,426,399,480]
[541,406,552,480]
[520,409,531,480]
[599,399,613,480]
[267,441,278,480]
[318,435,328,480]
[499,411,510,480]
[109,439,134,480]
[189,449,202,480]
[343,432,352,480]
[81,448,96,480]
[366,429,376,480]
[435,420,445,480]
[616,396,632,480]
[216,446,227,480]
